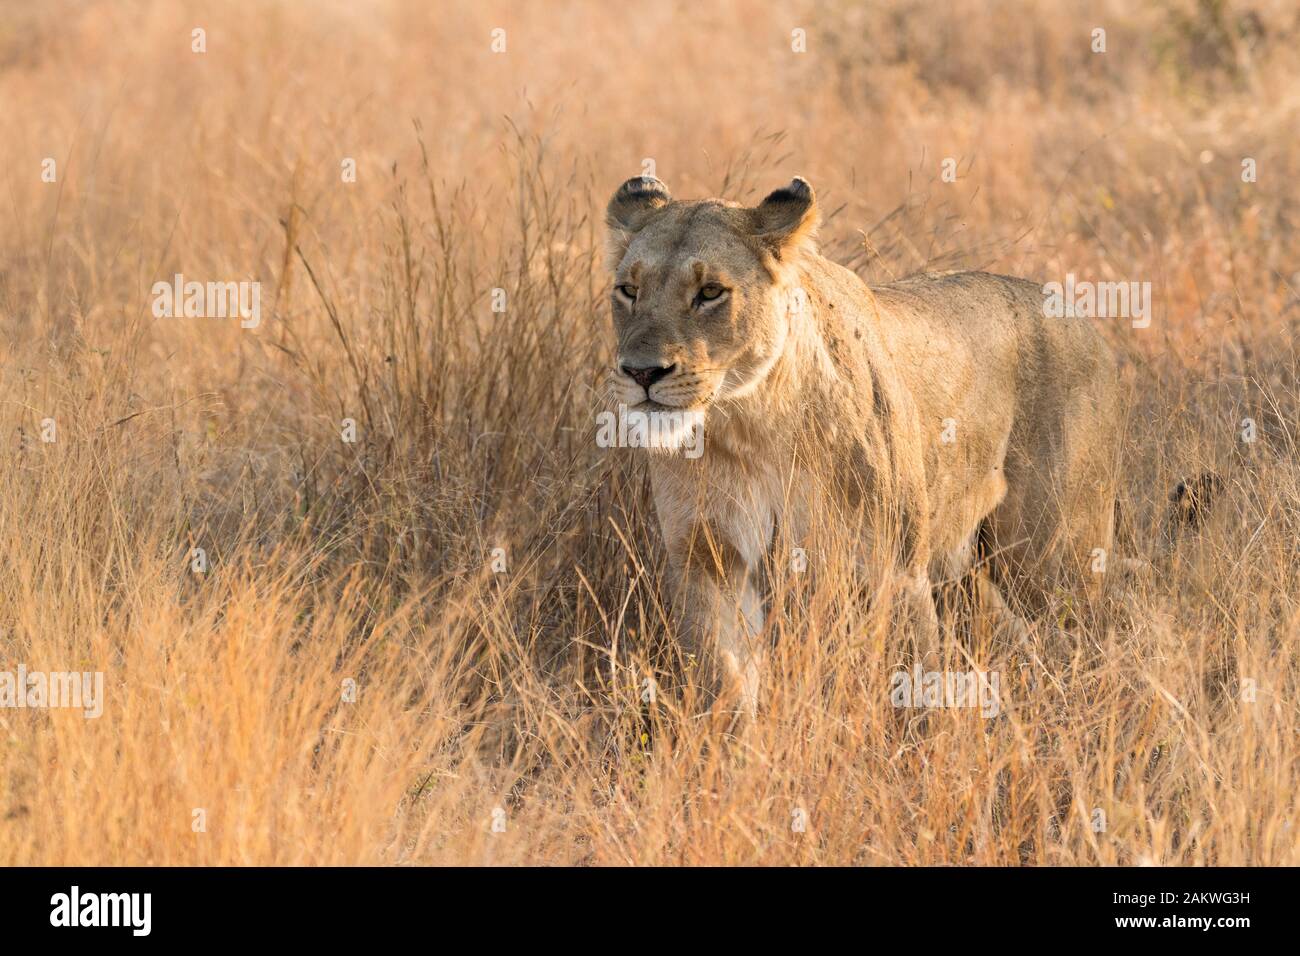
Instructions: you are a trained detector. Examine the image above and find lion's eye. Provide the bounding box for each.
[695,284,727,306]
[615,284,638,300]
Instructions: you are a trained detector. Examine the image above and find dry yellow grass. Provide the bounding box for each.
[0,0,1296,865]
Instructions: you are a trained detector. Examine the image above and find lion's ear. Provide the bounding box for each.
[606,176,671,266]
[607,177,671,232]
[750,177,819,257]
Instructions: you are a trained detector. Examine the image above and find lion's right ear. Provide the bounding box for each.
[606,176,671,264]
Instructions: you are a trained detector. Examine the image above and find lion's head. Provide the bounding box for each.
[604,176,819,421]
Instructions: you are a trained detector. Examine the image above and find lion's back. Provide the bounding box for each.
[869,270,1118,412]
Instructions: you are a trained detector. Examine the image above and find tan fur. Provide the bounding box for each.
[605,176,1120,716]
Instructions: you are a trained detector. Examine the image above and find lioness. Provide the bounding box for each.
[605,175,1119,715]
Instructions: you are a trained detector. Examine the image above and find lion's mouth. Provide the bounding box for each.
[610,367,726,412]
[629,396,715,414]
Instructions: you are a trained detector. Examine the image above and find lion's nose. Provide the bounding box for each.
[621,364,675,389]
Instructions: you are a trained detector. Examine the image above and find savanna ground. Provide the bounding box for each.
[0,0,1296,865]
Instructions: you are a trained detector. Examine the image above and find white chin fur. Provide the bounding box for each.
[644,407,706,453]
[597,402,707,459]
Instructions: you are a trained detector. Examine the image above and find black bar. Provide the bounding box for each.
[0,866,1281,941]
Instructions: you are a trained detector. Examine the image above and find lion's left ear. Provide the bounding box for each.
[750,177,819,258]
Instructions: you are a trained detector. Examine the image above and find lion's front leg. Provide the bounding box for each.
[661,511,770,720]
[900,567,943,666]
